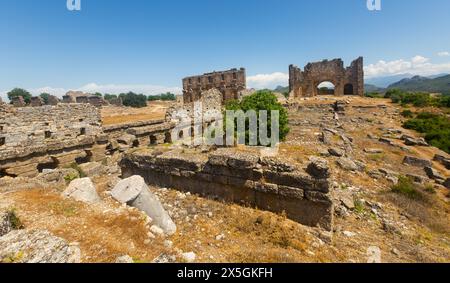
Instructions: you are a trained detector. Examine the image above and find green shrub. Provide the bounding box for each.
[387,89,435,107]
[7,88,32,104]
[64,171,80,184]
[403,112,450,153]
[104,94,118,101]
[401,110,414,118]
[68,163,87,178]
[365,92,383,98]
[439,95,450,108]
[224,90,290,145]
[6,208,24,230]
[119,92,148,108]
[391,176,424,200]
[384,89,404,99]
[148,92,176,101]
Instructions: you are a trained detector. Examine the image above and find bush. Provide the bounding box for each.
[39,93,50,104]
[224,90,290,145]
[386,89,433,107]
[7,88,32,104]
[439,95,450,108]
[6,208,24,230]
[402,92,431,107]
[384,89,404,99]
[386,89,450,108]
[148,92,176,101]
[365,92,383,98]
[68,163,86,178]
[401,110,414,118]
[119,92,148,108]
[391,176,424,201]
[104,94,118,102]
[403,112,450,153]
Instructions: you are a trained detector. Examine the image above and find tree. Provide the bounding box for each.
[119,92,148,108]
[160,92,176,101]
[39,93,50,104]
[147,92,176,101]
[7,88,32,104]
[225,90,290,145]
[104,93,118,102]
[93,92,103,97]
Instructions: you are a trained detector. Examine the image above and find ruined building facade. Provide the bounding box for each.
[182,68,246,104]
[289,57,364,98]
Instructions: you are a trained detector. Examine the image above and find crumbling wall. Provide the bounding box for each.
[120,148,334,230]
[183,68,246,104]
[166,88,223,123]
[289,57,364,98]
[0,104,106,177]
[103,119,174,149]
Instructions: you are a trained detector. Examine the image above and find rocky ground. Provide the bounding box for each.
[0,96,449,263]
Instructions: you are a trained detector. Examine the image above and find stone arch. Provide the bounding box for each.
[316,81,336,95]
[289,57,364,98]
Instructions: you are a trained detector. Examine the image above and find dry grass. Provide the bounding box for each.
[5,188,166,263]
[101,101,171,126]
[380,190,450,235]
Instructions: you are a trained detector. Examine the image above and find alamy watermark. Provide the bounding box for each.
[367,0,382,11]
[67,0,81,11]
[169,101,280,148]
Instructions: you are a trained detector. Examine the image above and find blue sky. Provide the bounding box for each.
[1,0,450,99]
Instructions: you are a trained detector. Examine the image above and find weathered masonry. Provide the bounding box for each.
[289,57,364,98]
[182,68,246,104]
[0,103,107,177]
[0,102,178,177]
[120,148,334,230]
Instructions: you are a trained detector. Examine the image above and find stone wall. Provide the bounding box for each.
[166,88,223,123]
[289,57,364,98]
[183,68,246,104]
[0,103,106,177]
[120,148,334,230]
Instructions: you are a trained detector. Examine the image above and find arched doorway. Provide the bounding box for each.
[344,83,354,95]
[317,81,335,95]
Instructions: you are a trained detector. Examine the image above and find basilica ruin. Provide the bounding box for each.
[289,57,364,98]
[182,68,246,104]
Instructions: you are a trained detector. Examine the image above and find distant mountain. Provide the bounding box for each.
[427,73,449,79]
[365,84,385,93]
[273,85,289,93]
[366,74,414,88]
[387,75,450,93]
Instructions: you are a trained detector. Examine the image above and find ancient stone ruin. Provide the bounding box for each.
[182,68,246,104]
[289,57,364,98]
[11,96,26,107]
[120,148,334,230]
[63,91,107,108]
[30,96,44,107]
[0,103,106,177]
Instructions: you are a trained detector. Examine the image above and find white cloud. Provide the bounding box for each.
[411,55,429,65]
[438,51,450,57]
[247,72,289,89]
[364,55,450,78]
